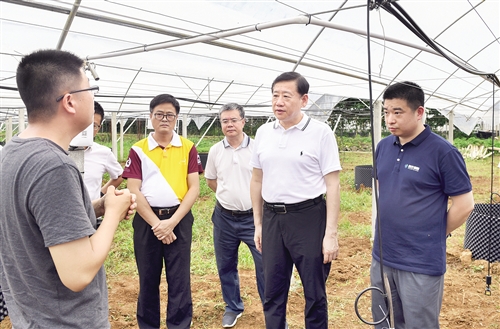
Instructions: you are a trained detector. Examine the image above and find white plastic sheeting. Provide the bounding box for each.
[0,0,499,134]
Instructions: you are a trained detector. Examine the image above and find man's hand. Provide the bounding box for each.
[104,186,135,221]
[322,232,339,264]
[254,224,262,253]
[112,187,137,220]
[152,220,178,244]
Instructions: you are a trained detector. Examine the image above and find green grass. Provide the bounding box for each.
[338,219,372,238]
[339,189,372,213]
[106,220,136,275]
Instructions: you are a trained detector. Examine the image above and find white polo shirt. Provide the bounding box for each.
[205,134,253,211]
[250,113,342,203]
[83,142,123,200]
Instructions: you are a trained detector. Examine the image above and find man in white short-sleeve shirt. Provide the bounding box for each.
[205,103,264,328]
[250,72,341,329]
[83,101,123,201]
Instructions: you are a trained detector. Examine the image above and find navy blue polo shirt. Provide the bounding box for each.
[372,125,472,276]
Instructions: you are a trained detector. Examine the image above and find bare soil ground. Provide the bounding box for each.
[107,218,500,329]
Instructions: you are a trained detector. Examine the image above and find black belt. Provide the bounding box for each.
[151,205,179,216]
[264,195,323,214]
[216,200,253,217]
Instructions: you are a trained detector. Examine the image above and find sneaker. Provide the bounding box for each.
[285,322,289,329]
[222,311,242,328]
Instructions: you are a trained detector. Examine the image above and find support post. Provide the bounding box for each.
[18,108,25,133]
[448,110,454,144]
[120,119,125,161]
[111,112,117,158]
[182,114,188,138]
[6,117,13,142]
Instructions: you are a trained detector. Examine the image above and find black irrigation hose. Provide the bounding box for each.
[380,0,500,86]
[353,0,390,325]
[354,287,388,326]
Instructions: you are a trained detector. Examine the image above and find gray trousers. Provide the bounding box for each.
[370,259,444,329]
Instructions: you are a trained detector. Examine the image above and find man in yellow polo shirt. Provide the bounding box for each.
[123,94,203,329]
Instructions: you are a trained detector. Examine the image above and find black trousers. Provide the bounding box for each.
[262,199,331,329]
[133,209,194,329]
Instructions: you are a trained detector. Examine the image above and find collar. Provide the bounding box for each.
[272,112,311,131]
[392,124,431,146]
[222,133,251,149]
[148,131,182,151]
[84,142,93,152]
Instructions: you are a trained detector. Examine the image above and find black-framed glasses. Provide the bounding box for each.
[56,85,99,102]
[153,112,177,121]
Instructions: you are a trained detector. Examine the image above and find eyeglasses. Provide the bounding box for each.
[93,123,101,130]
[153,112,177,121]
[56,86,99,102]
[221,118,244,125]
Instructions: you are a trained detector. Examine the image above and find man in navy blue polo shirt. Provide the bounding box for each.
[371,81,474,329]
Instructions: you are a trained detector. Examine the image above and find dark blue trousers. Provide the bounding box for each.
[133,210,193,329]
[212,206,265,313]
[262,200,330,329]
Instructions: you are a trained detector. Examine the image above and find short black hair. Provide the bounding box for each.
[149,94,180,114]
[94,101,104,124]
[271,72,309,96]
[16,49,84,121]
[383,81,424,111]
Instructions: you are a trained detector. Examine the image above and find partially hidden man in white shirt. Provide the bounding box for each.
[83,101,123,201]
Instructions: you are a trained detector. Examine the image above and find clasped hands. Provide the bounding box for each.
[152,220,177,245]
[103,186,137,220]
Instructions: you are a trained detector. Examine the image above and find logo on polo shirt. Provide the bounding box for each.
[125,158,132,168]
[405,164,420,172]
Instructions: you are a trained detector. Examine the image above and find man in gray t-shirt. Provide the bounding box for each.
[0,49,136,328]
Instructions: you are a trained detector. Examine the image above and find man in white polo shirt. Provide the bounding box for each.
[250,72,342,329]
[83,101,123,201]
[205,103,264,328]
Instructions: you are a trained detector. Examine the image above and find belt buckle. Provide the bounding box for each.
[158,208,170,215]
[274,204,287,214]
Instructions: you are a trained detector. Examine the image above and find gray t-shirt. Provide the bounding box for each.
[0,137,110,328]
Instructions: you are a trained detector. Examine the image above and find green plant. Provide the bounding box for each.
[105,220,136,275]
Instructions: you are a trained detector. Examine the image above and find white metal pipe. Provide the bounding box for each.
[195,116,218,148]
[56,0,82,50]
[86,15,441,62]
[332,114,342,134]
